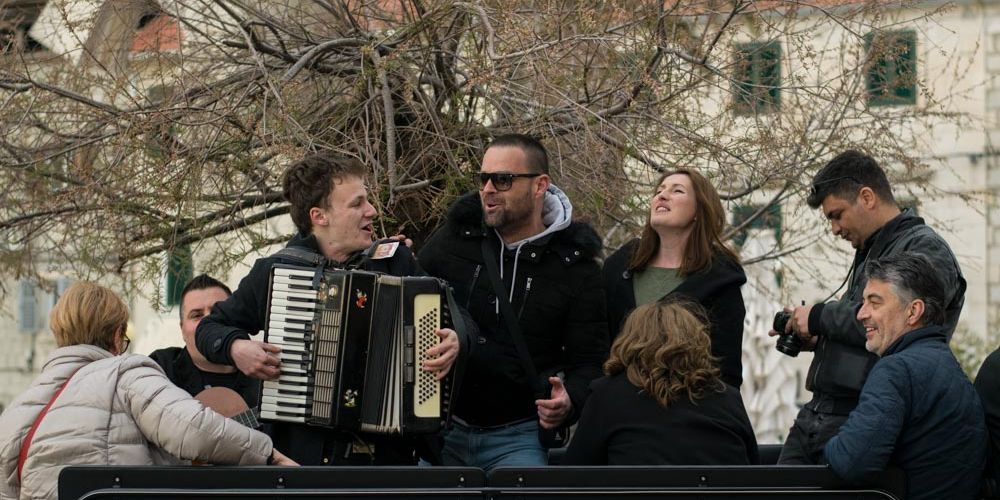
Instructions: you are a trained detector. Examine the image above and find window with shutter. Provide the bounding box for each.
[865,30,917,106]
[733,41,782,114]
[165,246,193,307]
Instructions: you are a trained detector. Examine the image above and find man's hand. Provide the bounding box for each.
[387,233,414,248]
[422,328,460,380]
[790,304,813,339]
[766,304,818,352]
[231,339,281,380]
[767,304,814,338]
[270,449,298,466]
[536,376,572,430]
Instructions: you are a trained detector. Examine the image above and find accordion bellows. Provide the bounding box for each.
[260,264,452,435]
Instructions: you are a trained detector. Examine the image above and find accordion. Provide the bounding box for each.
[259,263,452,435]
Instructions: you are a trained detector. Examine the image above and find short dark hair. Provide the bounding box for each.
[486,134,549,174]
[807,150,895,208]
[864,253,946,326]
[179,274,232,319]
[282,152,368,235]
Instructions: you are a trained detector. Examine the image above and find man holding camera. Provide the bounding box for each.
[772,150,965,465]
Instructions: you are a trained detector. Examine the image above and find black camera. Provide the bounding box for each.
[773,311,802,357]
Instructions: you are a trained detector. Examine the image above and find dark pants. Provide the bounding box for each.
[271,424,418,465]
[778,406,850,465]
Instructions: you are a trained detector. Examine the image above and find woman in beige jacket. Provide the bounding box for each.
[0,282,294,500]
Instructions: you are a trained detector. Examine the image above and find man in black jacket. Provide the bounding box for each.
[772,150,966,464]
[975,347,1000,494]
[150,275,259,408]
[195,152,466,465]
[418,134,608,471]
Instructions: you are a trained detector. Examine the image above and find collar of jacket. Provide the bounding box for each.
[859,208,924,255]
[616,239,747,295]
[42,344,114,373]
[446,191,602,266]
[881,324,948,357]
[285,232,365,268]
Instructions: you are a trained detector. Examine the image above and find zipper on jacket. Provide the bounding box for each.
[467,264,482,309]
[810,337,824,391]
[517,277,533,319]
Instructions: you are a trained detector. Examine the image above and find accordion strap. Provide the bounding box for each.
[273,247,327,267]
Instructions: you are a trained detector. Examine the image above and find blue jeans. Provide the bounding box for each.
[441,418,548,472]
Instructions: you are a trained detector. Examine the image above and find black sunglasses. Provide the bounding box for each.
[809,175,863,198]
[475,172,542,192]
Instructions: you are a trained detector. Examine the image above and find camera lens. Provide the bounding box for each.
[773,311,801,357]
[776,333,802,357]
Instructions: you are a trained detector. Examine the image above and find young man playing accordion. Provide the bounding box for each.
[196,152,467,465]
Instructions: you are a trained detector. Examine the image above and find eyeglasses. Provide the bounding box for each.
[120,335,130,353]
[475,172,542,192]
[809,175,863,198]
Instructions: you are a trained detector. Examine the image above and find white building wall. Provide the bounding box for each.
[1,3,997,433]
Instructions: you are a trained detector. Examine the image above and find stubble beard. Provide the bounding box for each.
[483,192,532,235]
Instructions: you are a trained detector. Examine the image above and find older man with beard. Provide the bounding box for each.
[418,134,608,472]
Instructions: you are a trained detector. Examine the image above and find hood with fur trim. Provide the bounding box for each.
[444,188,602,263]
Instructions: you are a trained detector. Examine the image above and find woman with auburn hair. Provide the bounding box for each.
[0,282,295,500]
[603,169,747,387]
[563,301,757,465]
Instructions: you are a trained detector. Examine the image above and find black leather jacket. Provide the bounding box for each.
[804,210,965,405]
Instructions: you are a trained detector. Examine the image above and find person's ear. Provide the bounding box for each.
[535,174,550,198]
[907,299,926,326]
[309,207,328,227]
[858,187,877,210]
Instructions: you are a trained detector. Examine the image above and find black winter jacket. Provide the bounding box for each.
[975,348,1000,490]
[563,374,757,466]
[417,192,608,427]
[148,346,261,407]
[825,325,987,500]
[603,239,747,388]
[195,233,469,465]
[805,210,965,402]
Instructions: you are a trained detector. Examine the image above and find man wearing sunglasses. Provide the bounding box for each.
[771,150,966,465]
[418,134,608,471]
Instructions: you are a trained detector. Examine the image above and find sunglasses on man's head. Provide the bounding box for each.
[475,172,542,192]
[809,175,863,198]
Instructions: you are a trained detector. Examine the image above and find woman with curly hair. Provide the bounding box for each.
[563,300,757,465]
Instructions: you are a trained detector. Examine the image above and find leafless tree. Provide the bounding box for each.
[0,0,974,300]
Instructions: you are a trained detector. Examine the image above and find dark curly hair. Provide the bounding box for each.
[282,152,368,235]
[605,299,723,408]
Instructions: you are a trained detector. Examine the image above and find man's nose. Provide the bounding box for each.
[481,178,497,193]
[856,305,869,321]
[831,221,841,235]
